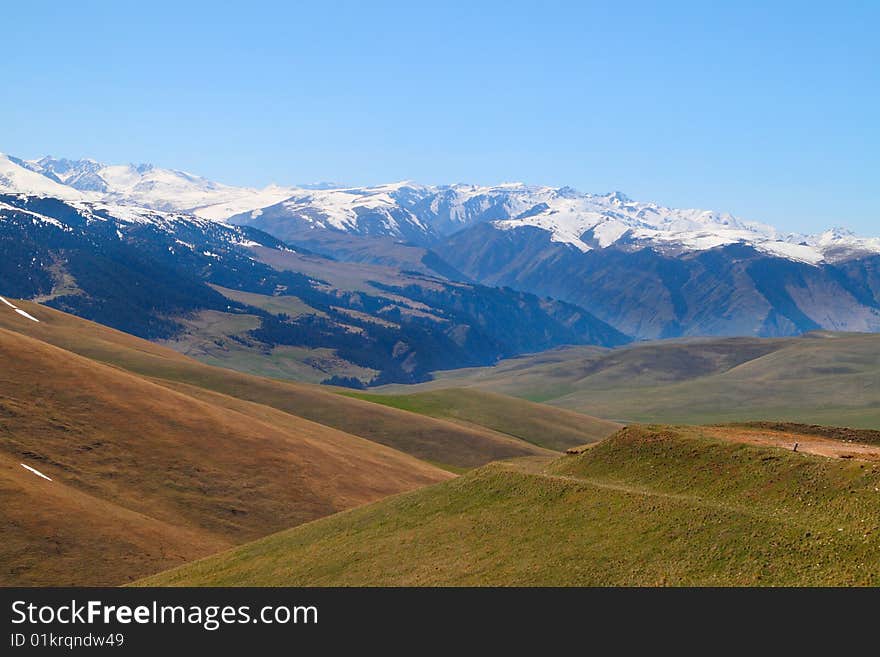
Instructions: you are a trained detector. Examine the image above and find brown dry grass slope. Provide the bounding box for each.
[0,451,223,587]
[0,323,452,585]
[0,298,550,469]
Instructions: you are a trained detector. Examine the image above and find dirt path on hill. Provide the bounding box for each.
[701,426,880,462]
[496,459,818,529]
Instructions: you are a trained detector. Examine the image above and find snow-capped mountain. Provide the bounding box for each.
[0,154,86,201]
[26,156,108,191]
[227,182,436,244]
[472,185,880,266]
[0,162,272,249]
[219,180,880,340]
[229,180,880,266]
[0,193,627,383]
[4,152,878,266]
[12,154,296,216]
[4,150,880,343]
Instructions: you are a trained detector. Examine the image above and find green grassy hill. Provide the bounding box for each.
[340,389,621,451]
[137,425,880,586]
[382,333,880,428]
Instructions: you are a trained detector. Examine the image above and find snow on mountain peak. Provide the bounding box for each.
[603,190,631,205]
[1,150,877,265]
[818,226,856,241]
[0,154,87,201]
[436,184,877,265]
[255,182,430,235]
[11,154,301,218]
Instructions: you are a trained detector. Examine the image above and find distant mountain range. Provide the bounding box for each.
[2,151,879,372]
[0,189,625,385]
[6,153,879,263]
[4,153,298,215]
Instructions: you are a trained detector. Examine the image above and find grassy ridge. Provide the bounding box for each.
[0,298,551,469]
[138,425,880,586]
[390,333,880,428]
[727,422,880,446]
[0,324,450,585]
[340,389,621,451]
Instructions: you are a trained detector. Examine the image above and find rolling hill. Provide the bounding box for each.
[2,298,620,585]
[341,388,621,451]
[0,297,560,476]
[381,332,880,428]
[0,318,451,585]
[137,424,880,586]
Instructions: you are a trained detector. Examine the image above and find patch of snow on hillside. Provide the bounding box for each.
[20,463,52,481]
[755,241,825,265]
[193,185,298,221]
[0,201,67,229]
[14,308,40,322]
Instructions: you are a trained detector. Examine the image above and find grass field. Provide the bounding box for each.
[380,333,880,428]
[171,324,380,385]
[138,424,880,586]
[342,388,621,451]
[209,285,323,318]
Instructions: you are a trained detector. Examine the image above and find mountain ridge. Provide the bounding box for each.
[0,193,627,384]
[3,152,878,265]
[2,149,880,346]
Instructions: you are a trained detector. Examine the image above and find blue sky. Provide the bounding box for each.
[3,1,877,233]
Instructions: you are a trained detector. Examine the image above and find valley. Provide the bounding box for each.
[2,150,880,589]
[384,331,880,428]
[137,424,880,586]
[0,191,627,386]
[0,298,622,584]
[0,300,451,585]
[3,296,880,587]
